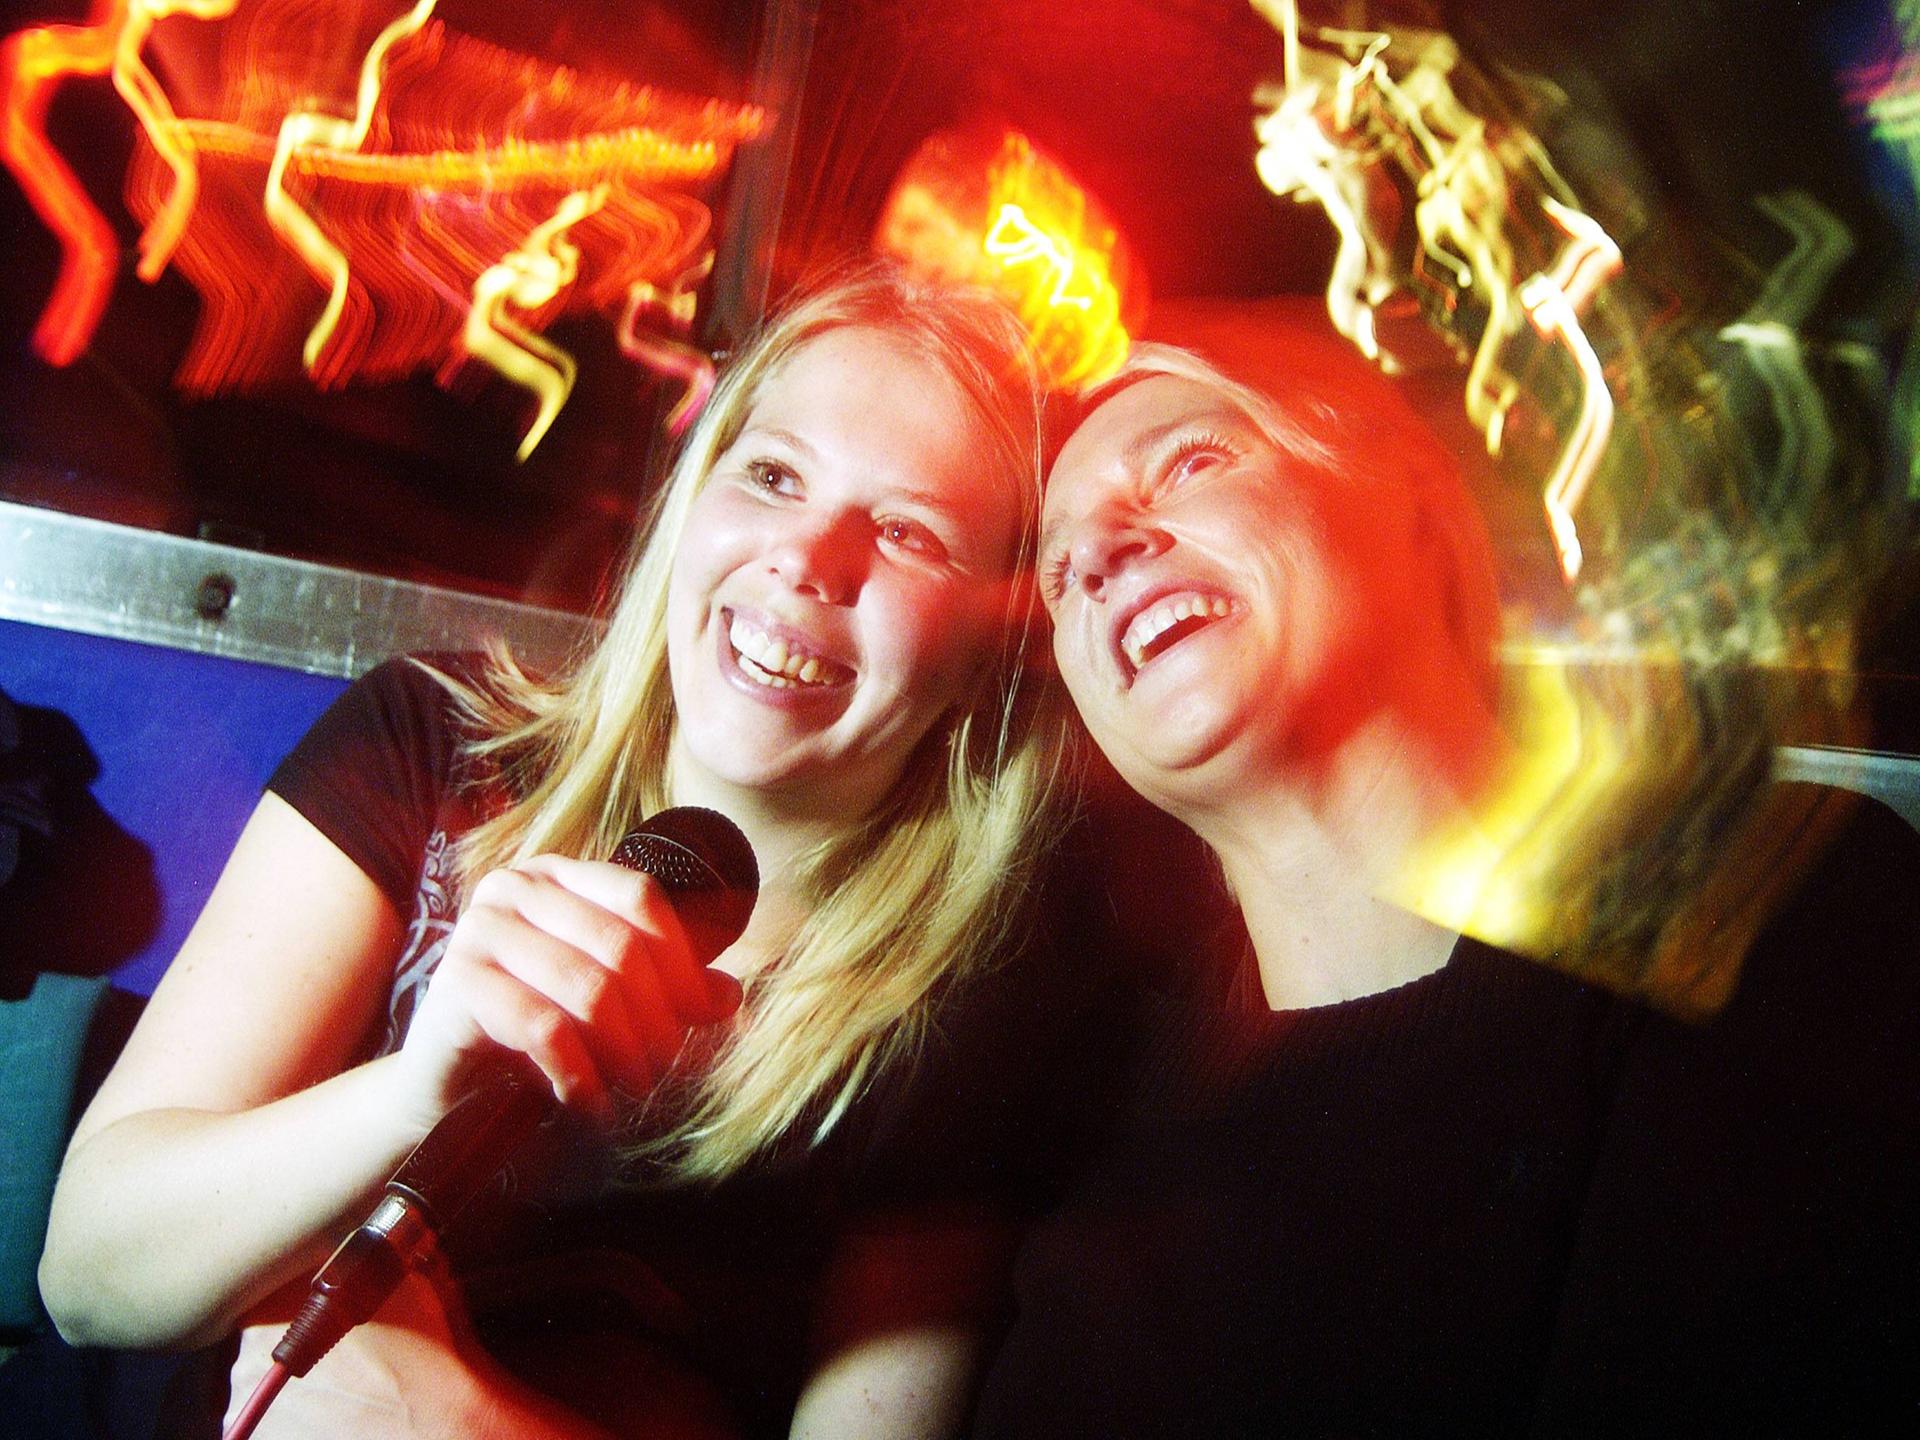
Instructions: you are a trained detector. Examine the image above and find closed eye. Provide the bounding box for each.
[1039,550,1075,608]
[1161,433,1239,492]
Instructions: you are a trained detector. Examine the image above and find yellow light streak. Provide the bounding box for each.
[111,1,236,283]
[464,184,606,460]
[264,0,438,382]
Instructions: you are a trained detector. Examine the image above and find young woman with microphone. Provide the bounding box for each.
[39,262,1071,1438]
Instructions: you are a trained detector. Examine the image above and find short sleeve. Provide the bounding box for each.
[267,654,466,915]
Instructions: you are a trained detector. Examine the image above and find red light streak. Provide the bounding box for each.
[1,0,127,365]
[3,1,764,455]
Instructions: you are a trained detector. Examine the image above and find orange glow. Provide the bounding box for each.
[1,0,128,365]
[875,127,1139,391]
[3,0,764,455]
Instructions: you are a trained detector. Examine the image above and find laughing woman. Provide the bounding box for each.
[973,317,1642,1437]
[39,263,1068,1439]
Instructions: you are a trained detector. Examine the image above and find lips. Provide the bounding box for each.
[1113,586,1241,680]
[724,609,854,691]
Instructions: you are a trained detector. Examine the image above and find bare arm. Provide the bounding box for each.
[39,791,740,1351]
[39,795,429,1348]
[789,1206,1016,1439]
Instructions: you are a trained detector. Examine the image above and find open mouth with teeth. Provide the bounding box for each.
[1121,590,1239,675]
[727,613,854,690]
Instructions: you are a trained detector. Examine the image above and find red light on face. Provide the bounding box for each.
[875,125,1143,391]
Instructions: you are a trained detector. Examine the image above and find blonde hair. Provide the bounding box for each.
[429,260,1066,1181]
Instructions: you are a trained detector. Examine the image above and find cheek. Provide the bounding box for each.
[674,492,743,582]
[1051,620,1100,706]
[880,576,1000,707]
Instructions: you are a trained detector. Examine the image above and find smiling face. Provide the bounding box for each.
[1041,371,1395,817]
[664,325,1026,823]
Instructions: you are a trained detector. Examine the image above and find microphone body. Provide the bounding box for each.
[271,806,757,1377]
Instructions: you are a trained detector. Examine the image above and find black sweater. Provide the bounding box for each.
[974,940,1639,1438]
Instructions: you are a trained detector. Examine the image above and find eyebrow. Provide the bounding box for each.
[740,424,817,460]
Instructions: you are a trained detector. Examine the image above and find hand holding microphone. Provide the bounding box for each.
[392,815,754,1132]
[235,809,757,1431]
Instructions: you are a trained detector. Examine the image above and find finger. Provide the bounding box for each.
[520,855,745,1023]
[468,883,665,1092]
[435,944,621,1117]
[499,879,691,1078]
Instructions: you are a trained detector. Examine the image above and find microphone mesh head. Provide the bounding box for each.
[611,806,758,956]
[612,806,758,893]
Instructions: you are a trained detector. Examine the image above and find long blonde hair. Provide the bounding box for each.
[426,261,1066,1182]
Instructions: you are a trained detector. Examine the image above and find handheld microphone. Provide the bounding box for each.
[268,806,757,1380]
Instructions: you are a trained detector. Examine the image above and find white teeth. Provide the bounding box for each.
[1121,591,1236,670]
[727,615,846,687]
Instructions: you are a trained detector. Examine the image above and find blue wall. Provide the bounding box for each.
[1,619,347,995]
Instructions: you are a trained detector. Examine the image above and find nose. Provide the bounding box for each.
[1065,505,1169,601]
[768,509,869,605]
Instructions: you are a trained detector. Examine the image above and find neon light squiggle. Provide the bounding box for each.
[875,127,1136,391]
[0,0,127,365]
[1248,0,1625,580]
[264,0,438,382]
[464,185,605,459]
[1523,198,1624,580]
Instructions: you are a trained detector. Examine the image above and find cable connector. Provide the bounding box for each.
[270,1191,437,1377]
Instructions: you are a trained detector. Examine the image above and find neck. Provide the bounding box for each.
[1188,719,1467,1011]
[661,750,857,980]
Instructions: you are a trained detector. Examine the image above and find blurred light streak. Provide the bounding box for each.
[1242,5,1903,1014]
[875,127,1136,390]
[0,0,127,365]
[1523,198,1623,580]
[1717,192,1855,507]
[113,1,237,283]
[3,0,765,446]
[264,0,438,381]
[1841,13,1920,495]
[617,251,716,435]
[464,185,604,460]
[1394,657,1623,957]
[1248,1,1625,580]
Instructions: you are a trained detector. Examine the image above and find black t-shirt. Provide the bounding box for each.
[269,655,1084,1434]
